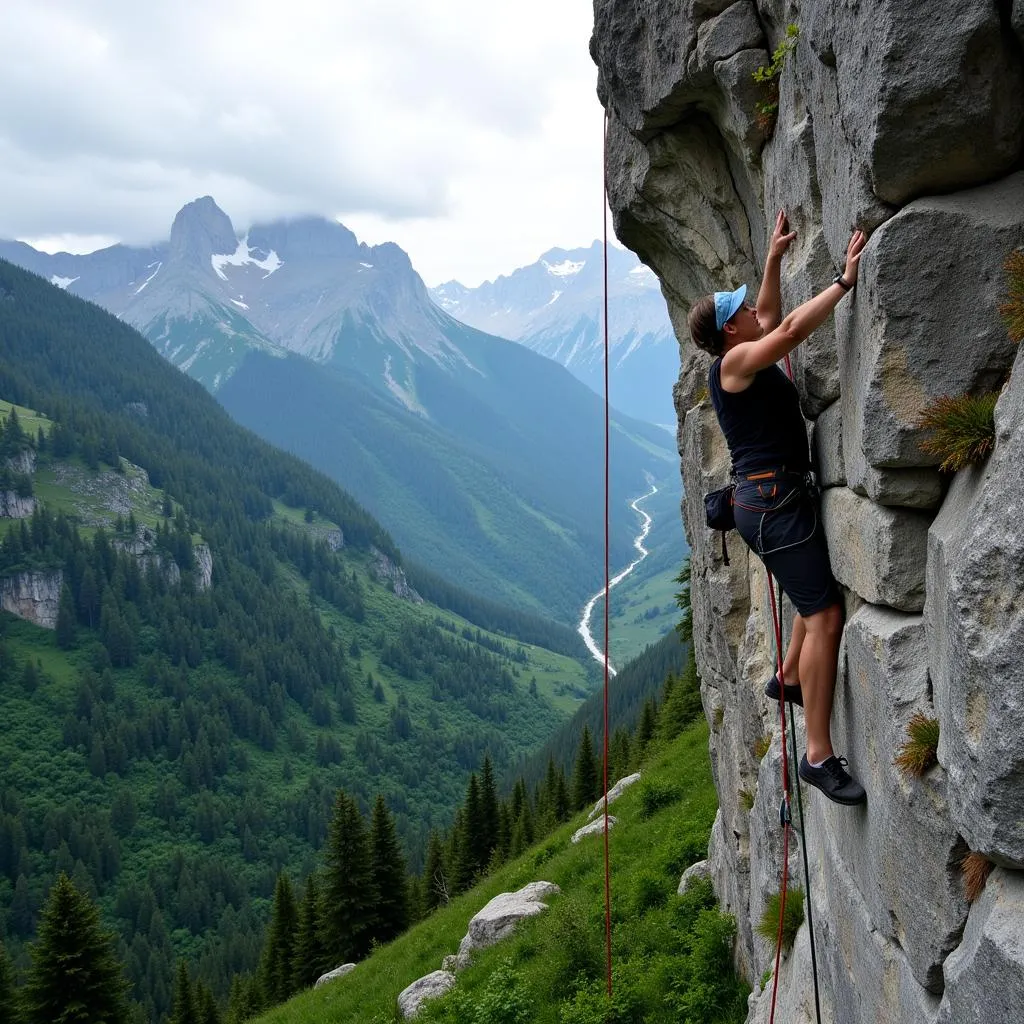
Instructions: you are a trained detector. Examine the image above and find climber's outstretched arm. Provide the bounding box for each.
[755,210,797,332]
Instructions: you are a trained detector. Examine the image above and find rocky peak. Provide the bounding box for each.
[168,196,238,266]
[247,216,360,262]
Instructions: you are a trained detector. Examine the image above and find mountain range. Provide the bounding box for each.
[0,201,682,623]
[430,242,680,425]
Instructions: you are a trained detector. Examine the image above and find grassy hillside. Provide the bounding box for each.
[250,720,747,1024]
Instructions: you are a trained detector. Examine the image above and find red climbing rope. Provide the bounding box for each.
[601,108,614,1002]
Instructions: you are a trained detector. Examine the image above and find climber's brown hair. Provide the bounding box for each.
[688,295,725,356]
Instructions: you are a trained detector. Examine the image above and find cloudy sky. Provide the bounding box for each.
[0,0,606,287]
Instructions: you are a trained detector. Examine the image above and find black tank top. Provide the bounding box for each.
[708,358,809,476]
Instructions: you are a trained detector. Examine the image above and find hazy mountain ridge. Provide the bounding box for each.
[431,242,680,424]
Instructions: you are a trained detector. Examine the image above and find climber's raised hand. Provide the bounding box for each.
[844,229,867,284]
[768,209,797,260]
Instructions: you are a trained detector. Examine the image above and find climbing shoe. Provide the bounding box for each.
[798,754,866,806]
[764,674,804,707]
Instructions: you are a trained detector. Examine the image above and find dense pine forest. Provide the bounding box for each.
[0,260,695,1022]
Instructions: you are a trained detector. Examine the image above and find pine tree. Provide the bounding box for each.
[479,756,499,870]
[369,796,410,945]
[554,766,570,823]
[259,873,299,1005]
[421,831,448,913]
[0,937,23,1024]
[193,982,220,1024]
[462,774,486,878]
[572,726,601,810]
[168,961,197,1024]
[291,875,327,990]
[447,809,474,895]
[635,698,658,760]
[321,791,377,964]
[55,585,76,650]
[23,873,129,1024]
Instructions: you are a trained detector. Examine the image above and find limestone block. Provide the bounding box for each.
[926,348,1024,867]
[456,882,559,959]
[0,492,35,518]
[571,816,616,844]
[397,970,455,1019]
[587,772,641,820]
[833,607,968,992]
[813,400,844,487]
[194,543,213,591]
[935,869,1024,1024]
[688,2,763,85]
[845,437,944,509]
[814,831,942,1024]
[821,488,930,611]
[839,173,1024,471]
[677,858,712,895]
[314,963,355,988]
[708,808,756,983]
[803,1,1022,210]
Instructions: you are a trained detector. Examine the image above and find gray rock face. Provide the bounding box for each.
[456,882,560,961]
[371,547,422,603]
[821,488,931,611]
[936,869,1024,1024]
[314,963,355,988]
[0,492,35,518]
[839,174,1024,471]
[571,816,617,844]
[194,543,213,591]
[677,858,712,895]
[397,970,456,1019]
[926,348,1024,868]
[0,569,62,629]
[587,772,641,819]
[591,1,1024,1020]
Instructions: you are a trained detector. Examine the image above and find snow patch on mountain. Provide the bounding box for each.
[134,262,162,294]
[211,236,283,280]
[544,259,585,277]
[382,355,427,415]
[51,275,79,289]
[546,290,562,306]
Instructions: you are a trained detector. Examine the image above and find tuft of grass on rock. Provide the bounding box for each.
[753,734,772,761]
[756,887,804,954]
[739,788,755,812]
[917,393,998,471]
[894,712,940,778]
[999,249,1024,342]
[961,851,994,903]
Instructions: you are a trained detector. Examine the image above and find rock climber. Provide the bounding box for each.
[687,210,868,806]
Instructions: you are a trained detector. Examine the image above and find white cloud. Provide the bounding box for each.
[0,0,603,285]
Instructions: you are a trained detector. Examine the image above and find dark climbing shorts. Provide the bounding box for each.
[732,473,841,618]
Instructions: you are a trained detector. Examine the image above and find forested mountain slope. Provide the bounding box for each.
[0,258,593,1020]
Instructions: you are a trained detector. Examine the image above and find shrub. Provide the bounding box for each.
[664,826,708,877]
[961,851,993,903]
[753,734,772,761]
[999,249,1024,342]
[917,393,998,471]
[752,24,799,131]
[638,778,682,819]
[630,872,669,916]
[894,712,940,777]
[756,886,804,953]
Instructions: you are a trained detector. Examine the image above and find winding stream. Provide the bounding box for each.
[577,480,658,676]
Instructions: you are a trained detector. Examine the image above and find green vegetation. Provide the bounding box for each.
[752,25,799,131]
[917,393,998,471]
[248,721,745,1024]
[893,712,940,778]
[999,249,1024,342]
[756,887,804,955]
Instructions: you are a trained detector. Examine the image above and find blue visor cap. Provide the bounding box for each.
[714,284,747,331]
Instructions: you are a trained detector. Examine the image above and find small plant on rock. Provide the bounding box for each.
[894,712,940,778]
[752,24,799,132]
[917,393,998,471]
[999,249,1024,342]
[961,851,994,903]
[753,734,772,761]
[739,788,755,812]
[756,886,804,953]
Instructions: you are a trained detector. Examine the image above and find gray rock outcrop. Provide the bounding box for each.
[455,881,560,962]
[194,543,213,591]
[1,569,62,629]
[0,492,35,518]
[587,772,641,819]
[314,963,355,988]
[397,970,456,1019]
[591,1,1024,1021]
[371,547,422,602]
[571,816,617,844]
